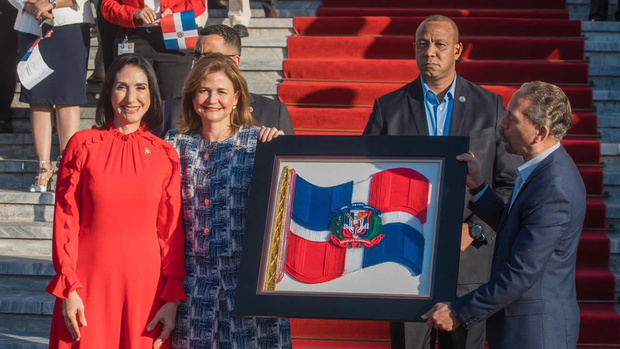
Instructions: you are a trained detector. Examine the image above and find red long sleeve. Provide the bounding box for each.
[102,0,205,28]
[46,135,85,299]
[157,146,187,302]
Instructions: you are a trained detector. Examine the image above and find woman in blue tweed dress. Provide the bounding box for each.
[165,53,291,349]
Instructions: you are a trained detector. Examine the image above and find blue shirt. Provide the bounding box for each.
[507,142,561,210]
[473,142,561,205]
[421,75,457,136]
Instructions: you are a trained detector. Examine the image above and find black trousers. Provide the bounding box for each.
[0,1,18,128]
[96,0,120,71]
[390,284,486,349]
[590,0,620,21]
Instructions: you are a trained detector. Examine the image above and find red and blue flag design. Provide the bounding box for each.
[278,168,431,285]
[161,10,198,51]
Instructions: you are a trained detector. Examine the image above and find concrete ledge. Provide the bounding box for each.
[0,256,53,277]
[0,191,54,205]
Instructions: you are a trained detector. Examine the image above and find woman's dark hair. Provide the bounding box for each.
[95,54,163,131]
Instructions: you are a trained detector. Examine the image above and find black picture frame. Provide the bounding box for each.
[234,136,468,321]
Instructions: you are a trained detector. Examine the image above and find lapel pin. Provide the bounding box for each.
[459,96,466,102]
[144,147,151,155]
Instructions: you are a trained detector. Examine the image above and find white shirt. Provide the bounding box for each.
[10,0,94,36]
[143,0,161,18]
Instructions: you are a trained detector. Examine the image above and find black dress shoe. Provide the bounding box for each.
[233,24,249,38]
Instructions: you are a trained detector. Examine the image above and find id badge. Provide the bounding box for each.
[118,42,135,55]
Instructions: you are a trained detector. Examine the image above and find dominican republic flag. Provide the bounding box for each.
[161,10,198,51]
[276,167,431,285]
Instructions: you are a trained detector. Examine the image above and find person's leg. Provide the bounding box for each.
[0,1,18,132]
[30,105,54,191]
[97,0,119,71]
[261,0,277,17]
[55,105,81,152]
[401,322,433,349]
[589,0,609,20]
[228,0,250,37]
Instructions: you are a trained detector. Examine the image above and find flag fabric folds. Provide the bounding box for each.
[279,168,431,285]
[161,10,198,51]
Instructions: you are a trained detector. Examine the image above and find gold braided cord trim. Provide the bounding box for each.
[265,166,291,291]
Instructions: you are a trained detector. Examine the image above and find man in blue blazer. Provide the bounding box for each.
[423,81,586,349]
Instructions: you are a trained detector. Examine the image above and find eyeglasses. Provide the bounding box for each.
[193,52,240,61]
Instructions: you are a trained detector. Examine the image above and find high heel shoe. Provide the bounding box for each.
[29,160,54,193]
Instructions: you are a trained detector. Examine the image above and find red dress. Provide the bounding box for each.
[46,125,186,348]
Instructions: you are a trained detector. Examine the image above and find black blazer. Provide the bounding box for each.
[364,76,520,286]
[249,93,295,135]
[453,145,584,349]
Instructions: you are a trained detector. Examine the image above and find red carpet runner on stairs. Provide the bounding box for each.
[281,1,620,347]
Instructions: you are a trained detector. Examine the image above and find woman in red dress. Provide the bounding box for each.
[46,54,186,348]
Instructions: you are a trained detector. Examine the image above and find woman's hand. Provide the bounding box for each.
[62,290,87,340]
[147,301,180,349]
[258,126,284,142]
[23,0,54,20]
[134,6,157,25]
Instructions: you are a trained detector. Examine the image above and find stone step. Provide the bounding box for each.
[0,314,50,338]
[0,287,53,316]
[0,190,55,223]
[0,332,48,349]
[567,0,618,21]
[0,191,54,205]
[594,90,620,113]
[589,65,620,90]
[598,113,620,143]
[0,240,51,257]
[0,222,52,240]
[0,256,53,277]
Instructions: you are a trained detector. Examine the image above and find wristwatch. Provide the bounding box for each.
[49,0,57,9]
[468,223,486,243]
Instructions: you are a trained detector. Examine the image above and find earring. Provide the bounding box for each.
[232,105,237,109]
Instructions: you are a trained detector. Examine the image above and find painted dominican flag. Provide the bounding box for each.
[161,10,198,51]
[275,167,432,286]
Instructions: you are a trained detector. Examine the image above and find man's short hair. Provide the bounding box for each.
[198,24,242,54]
[416,15,460,42]
[517,81,573,140]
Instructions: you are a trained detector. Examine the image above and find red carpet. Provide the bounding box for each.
[293,17,581,37]
[284,1,618,347]
[284,59,589,84]
[288,36,585,60]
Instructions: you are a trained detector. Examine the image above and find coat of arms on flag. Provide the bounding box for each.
[161,10,198,51]
[261,160,441,297]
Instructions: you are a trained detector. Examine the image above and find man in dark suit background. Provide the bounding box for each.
[161,24,294,136]
[363,15,520,349]
[423,81,585,349]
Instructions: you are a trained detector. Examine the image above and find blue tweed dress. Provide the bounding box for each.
[166,126,291,349]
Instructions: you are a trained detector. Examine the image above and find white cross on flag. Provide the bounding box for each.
[161,10,198,51]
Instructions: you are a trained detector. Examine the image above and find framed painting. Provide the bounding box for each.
[235,136,468,321]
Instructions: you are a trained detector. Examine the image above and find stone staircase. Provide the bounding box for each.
[1,0,619,347]
[567,0,620,299]
[0,1,320,347]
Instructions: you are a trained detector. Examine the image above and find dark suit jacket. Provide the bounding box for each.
[452,145,585,349]
[250,93,295,135]
[160,93,294,137]
[364,76,520,287]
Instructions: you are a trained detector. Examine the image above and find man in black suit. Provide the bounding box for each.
[424,81,585,349]
[161,24,294,136]
[363,15,520,349]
